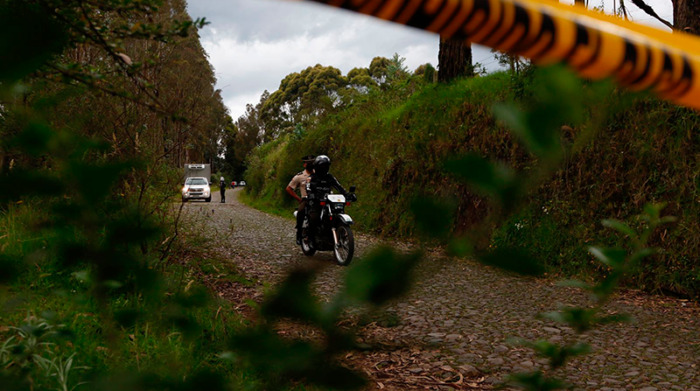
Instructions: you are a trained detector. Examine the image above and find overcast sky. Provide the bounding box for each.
[186,0,674,121]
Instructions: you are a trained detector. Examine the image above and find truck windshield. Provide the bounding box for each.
[187,178,208,185]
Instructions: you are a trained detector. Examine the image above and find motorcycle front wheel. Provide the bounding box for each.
[334,224,354,266]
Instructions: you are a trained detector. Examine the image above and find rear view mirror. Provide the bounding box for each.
[349,186,356,193]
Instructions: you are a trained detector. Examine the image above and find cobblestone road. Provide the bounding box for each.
[181,188,699,391]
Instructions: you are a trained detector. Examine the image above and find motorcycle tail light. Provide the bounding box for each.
[320,201,326,206]
[346,202,351,206]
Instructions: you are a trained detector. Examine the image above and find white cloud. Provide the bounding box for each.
[189,0,675,121]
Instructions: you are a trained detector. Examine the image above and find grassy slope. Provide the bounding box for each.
[0,202,271,390]
[244,71,700,298]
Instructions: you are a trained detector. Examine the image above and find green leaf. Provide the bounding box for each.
[9,122,55,156]
[602,219,637,239]
[479,246,544,276]
[492,103,529,140]
[69,161,133,203]
[643,202,665,220]
[515,339,592,369]
[540,307,597,333]
[507,370,569,391]
[0,170,64,204]
[443,153,517,206]
[343,247,420,306]
[447,237,473,257]
[410,196,456,239]
[0,1,68,83]
[596,313,632,325]
[588,246,627,269]
[556,279,591,290]
[629,248,656,266]
[261,269,321,323]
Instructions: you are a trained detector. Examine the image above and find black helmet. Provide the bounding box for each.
[313,155,330,176]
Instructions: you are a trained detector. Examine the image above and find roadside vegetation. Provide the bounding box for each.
[0,1,266,389]
[2,0,698,390]
[242,63,700,299]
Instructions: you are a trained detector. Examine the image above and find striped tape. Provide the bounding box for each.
[306,0,700,110]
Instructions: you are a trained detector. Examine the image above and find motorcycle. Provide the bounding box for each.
[294,186,357,266]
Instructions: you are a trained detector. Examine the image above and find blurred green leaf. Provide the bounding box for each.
[556,280,591,290]
[443,153,518,207]
[68,161,133,203]
[261,269,321,323]
[629,248,656,266]
[230,328,320,378]
[494,65,585,160]
[113,308,145,328]
[643,203,665,221]
[410,196,456,239]
[601,219,637,239]
[479,246,543,276]
[175,285,209,308]
[592,273,622,301]
[0,254,20,283]
[9,122,55,156]
[447,237,473,257]
[541,307,596,333]
[343,247,420,306]
[0,170,64,204]
[176,370,226,391]
[507,370,569,391]
[0,1,68,83]
[588,246,627,269]
[596,313,632,325]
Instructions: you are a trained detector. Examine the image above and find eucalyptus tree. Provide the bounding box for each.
[262,64,348,139]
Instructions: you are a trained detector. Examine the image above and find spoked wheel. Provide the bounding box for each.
[301,227,316,256]
[334,224,354,266]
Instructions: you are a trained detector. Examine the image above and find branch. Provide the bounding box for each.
[629,0,673,29]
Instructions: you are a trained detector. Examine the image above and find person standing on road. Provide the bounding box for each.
[219,176,226,203]
[286,155,315,245]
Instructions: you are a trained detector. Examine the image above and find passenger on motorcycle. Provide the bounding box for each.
[286,155,315,245]
[306,155,356,241]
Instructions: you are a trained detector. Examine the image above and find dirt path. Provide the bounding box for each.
[181,188,699,391]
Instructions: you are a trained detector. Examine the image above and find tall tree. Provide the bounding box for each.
[630,0,698,34]
[262,64,347,138]
[437,37,473,83]
[673,0,699,34]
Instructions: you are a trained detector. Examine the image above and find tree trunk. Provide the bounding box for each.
[673,0,700,35]
[437,37,473,83]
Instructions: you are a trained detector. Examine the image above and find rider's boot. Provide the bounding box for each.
[296,228,302,245]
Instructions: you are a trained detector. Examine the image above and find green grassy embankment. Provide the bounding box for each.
[243,69,700,298]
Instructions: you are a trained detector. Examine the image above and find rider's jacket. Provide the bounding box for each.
[306,172,347,205]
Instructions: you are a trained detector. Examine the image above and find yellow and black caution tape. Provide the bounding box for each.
[305,0,700,110]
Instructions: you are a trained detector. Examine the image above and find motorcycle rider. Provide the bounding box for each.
[306,155,355,243]
[286,155,315,245]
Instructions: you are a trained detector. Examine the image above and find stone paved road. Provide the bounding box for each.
[181,188,699,391]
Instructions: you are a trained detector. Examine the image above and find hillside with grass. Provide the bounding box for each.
[243,67,700,298]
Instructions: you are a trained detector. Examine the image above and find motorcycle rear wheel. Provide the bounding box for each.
[334,224,354,266]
